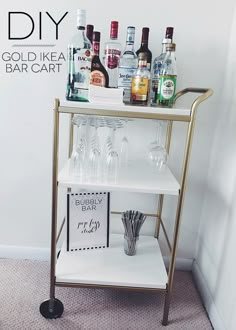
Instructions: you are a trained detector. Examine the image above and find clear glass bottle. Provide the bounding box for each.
[157,43,177,108]
[131,56,150,105]
[90,31,109,87]
[136,27,152,71]
[151,27,174,105]
[66,9,92,102]
[118,26,138,103]
[104,21,122,88]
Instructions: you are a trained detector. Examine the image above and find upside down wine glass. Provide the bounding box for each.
[148,120,167,171]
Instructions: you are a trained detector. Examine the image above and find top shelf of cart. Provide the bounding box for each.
[58,100,191,122]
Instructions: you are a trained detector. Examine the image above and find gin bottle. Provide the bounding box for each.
[157,43,177,108]
[66,9,92,102]
[118,26,138,103]
[104,21,122,88]
[151,27,174,105]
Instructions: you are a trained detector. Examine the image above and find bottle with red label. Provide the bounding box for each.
[104,21,122,88]
[90,32,109,87]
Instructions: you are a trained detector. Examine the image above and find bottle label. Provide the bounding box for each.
[131,77,149,101]
[118,66,136,101]
[105,49,121,69]
[158,75,176,101]
[90,70,106,87]
[73,47,92,97]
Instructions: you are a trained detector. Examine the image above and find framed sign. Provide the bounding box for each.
[67,192,110,252]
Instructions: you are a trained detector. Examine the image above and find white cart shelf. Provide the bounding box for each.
[40,87,213,325]
[58,160,180,195]
[56,234,167,289]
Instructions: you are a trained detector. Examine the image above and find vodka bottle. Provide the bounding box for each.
[118,26,138,103]
[136,27,152,71]
[131,55,150,105]
[86,24,94,44]
[157,43,177,108]
[104,21,122,88]
[66,9,92,102]
[90,32,109,87]
[151,27,174,105]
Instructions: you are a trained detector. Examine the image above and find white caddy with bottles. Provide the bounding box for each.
[39,87,213,325]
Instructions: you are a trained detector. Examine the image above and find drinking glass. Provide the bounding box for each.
[148,120,168,171]
[120,118,129,169]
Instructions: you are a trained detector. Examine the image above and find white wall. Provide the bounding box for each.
[0,0,235,266]
[194,5,236,329]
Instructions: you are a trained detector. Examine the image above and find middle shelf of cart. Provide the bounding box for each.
[58,160,180,195]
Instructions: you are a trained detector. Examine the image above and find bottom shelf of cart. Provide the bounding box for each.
[56,234,168,290]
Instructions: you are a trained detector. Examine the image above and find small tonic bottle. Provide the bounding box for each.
[104,21,122,88]
[136,27,152,71]
[66,9,92,102]
[131,54,150,105]
[118,26,138,103]
[151,27,174,105]
[90,31,109,87]
[157,43,177,108]
[86,24,94,44]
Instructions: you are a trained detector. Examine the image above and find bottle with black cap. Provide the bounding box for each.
[136,27,152,71]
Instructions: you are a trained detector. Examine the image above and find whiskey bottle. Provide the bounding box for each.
[90,31,109,87]
[136,27,152,71]
[118,26,138,103]
[131,55,150,105]
[86,24,94,44]
[151,27,174,105]
[157,43,177,108]
[104,21,122,88]
[66,9,92,102]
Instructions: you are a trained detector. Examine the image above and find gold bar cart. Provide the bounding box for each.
[40,87,213,325]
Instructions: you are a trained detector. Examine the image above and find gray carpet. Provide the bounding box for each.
[0,259,212,329]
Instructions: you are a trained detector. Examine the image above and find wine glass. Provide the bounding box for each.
[120,118,129,169]
[148,120,167,171]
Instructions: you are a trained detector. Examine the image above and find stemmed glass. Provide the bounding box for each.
[69,118,84,180]
[120,118,129,169]
[148,120,167,171]
[89,117,101,182]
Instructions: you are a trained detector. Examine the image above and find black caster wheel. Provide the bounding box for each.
[57,250,61,259]
[40,298,64,319]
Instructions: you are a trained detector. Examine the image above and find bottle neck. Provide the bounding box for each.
[92,41,100,56]
[124,42,135,52]
[161,38,171,54]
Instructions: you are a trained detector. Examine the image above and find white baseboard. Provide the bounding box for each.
[0,245,50,261]
[192,260,225,330]
[164,256,193,271]
[0,244,193,271]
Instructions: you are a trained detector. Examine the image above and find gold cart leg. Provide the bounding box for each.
[155,120,173,239]
[155,194,164,238]
[162,115,196,325]
[49,99,60,308]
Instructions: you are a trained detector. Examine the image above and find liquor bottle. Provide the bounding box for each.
[118,26,138,103]
[136,27,152,71]
[104,21,122,88]
[66,9,92,102]
[86,24,94,44]
[131,55,150,105]
[150,27,174,105]
[157,43,177,108]
[90,31,109,87]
